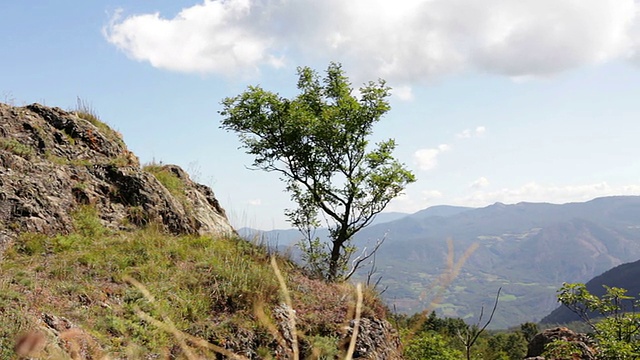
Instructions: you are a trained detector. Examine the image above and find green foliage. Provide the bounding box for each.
[520,322,539,343]
[485,332,527,360]
[401,311,530,360]
[72,205,107,237]
[14,233,49,256]
[0,138,33,159]
[416,311,469,336]
[220,62,415,281]
[404,331,463,360]
[543,339,584,359]
[557,282,640,359]
[297,236,332,280]
[307,335,340,359]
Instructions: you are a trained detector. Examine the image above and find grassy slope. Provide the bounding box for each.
[0,206,385,359]
[0,105,388,359]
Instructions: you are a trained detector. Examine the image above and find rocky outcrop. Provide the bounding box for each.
[343,318,403,360]
[525,327,597,360]
[0,102,234,254]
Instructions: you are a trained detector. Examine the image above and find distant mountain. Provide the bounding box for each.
[348,196,640,328]
[409,205,474,220]
[370,211,411,225]
[239,210,412,246]
[241,196,640,329]
[541,258,640,325]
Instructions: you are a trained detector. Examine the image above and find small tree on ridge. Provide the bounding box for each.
[220,62,415,282]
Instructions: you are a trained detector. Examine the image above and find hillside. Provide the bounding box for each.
[362,197,640,328]
[541,258,640,324]
[252,197,640,328]
[0,102,401,359]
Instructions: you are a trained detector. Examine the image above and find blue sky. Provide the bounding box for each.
[2,1,640,229]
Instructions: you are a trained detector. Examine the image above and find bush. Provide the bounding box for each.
[557,283,640,359]
[404,331,464,360]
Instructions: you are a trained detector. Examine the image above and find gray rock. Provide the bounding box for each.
[526,327,596,360]
[343,317,403,360]
[0,102,234,254]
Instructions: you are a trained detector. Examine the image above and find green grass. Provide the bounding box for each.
[0,206,382,359]
[2,227,278,356]
[143,162,186,198]
[0,138,33,159]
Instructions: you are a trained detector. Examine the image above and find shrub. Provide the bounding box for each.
[404,331,464,360]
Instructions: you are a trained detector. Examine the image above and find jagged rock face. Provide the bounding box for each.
[525,327,597,360]
[0,103,234,252]
[343,318,403,360]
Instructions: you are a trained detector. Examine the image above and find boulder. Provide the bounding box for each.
[342,318,403,360]
[526,327,596,360]
[0,102,234,255]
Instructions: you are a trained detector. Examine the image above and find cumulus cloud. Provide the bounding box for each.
[456,126,486,139]
[454,181,640,207]
[104,2,282,75]
[104,0,640,81]
[470,177,490,189]
[414,144,450,171]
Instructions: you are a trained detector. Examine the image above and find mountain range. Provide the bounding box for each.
[246,196,640,328]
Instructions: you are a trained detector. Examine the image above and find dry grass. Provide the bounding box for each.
[0,205,383,359]
[1,205,476,359]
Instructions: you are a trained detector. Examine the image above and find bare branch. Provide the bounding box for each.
[344,237,385,281]
[456,287,502,360]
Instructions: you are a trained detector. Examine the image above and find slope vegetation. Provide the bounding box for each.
[0,102,401,359]
[0,211,394,358]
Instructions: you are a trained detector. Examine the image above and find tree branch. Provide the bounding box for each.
[343,237,385,281]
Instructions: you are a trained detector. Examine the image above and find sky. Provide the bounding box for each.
[2,0,640,230]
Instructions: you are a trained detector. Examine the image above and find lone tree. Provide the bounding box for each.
[220,63,415,282]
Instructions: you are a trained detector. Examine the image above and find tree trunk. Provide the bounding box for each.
[328,223,350,282]
[328,238,343,282]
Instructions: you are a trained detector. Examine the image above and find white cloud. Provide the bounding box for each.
[414,144,450,171]
[105,0,640,81]
[456,129,472,139]
[247,198,262,206]
[454,181,640,207]
[470,177,490,189]
[393,85,414,101]
[104,2,279,75]
[456,126,486,139]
